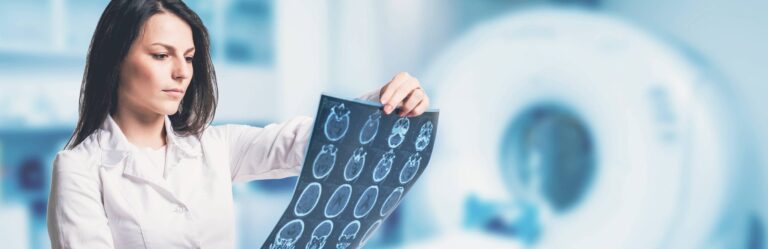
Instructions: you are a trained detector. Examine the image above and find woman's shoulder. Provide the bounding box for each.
[199,122,250,140]
[53,131,103,173]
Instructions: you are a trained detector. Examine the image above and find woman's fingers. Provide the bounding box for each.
[406,95,429,117]
[386,78,418,112]
[399,88,425,116]
[378,72,429,116]
[379,72,411,105]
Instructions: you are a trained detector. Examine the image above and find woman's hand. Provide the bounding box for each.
[379,72,430,117]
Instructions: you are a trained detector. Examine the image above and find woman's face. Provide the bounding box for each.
[118,12,195,117]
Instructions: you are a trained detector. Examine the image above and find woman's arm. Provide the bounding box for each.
[220,71,428,183]
[220,91,381,183]
[47,151,115,249]
[221,116,315,183]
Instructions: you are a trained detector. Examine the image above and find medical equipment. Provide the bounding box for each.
[415,8,758,248]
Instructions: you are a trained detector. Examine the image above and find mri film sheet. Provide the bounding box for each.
[262,95,439,249]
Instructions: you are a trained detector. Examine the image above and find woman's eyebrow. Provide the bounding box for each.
[150,42,195,53]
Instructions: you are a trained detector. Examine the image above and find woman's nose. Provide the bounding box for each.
[172,57,191,81]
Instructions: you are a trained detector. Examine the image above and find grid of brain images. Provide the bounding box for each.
[264,96,437,249]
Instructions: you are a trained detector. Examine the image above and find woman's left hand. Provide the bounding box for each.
[379,72,430,117]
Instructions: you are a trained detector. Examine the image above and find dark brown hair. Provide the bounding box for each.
[66,0,217,149]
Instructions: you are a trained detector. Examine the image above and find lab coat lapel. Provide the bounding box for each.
[97,115,199,205]
[162,116,202,178]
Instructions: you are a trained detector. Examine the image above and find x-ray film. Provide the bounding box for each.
[262,95,439,249]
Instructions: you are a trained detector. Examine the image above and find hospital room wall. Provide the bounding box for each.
[276,0,552,117]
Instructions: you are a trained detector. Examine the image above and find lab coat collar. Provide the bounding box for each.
[98,114,201,156]
[98,115,202,191]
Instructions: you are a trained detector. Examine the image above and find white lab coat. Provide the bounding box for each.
[47,92,379,249]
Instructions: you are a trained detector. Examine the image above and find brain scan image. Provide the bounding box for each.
[344,147,367,181]
[305,220,333,249]
[336,220,361,249]
[373,150,396,183]
[294,183,322,217]
[387,117,410,148]
[359,110,382,145]
[269,219,304,249]
[324,103,351,141]
[262,95,438,249]
[354,186,379,218]
[399,153,422,184]
[312,144,337,179]
[325,184,353,218]
[414,121,434,151]
[380,187,404,217]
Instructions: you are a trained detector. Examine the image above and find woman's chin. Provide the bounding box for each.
[156,106,180,116]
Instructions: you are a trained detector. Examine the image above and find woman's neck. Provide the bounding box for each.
[112,108,167,150]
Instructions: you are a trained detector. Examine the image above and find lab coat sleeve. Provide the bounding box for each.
[357,88,381,103]
[222,116,314,183]
[222,90,381,183]
[47,151,115,249]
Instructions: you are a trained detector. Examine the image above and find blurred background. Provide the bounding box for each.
[0,0,765,248]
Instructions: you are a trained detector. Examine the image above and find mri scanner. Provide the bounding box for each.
[410,8,762,249]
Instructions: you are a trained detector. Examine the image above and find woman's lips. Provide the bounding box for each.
[163,89,184,98]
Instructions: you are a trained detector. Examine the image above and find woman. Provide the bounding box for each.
[46,0,430,248]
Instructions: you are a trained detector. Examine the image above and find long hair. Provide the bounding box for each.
[65,0,217,149]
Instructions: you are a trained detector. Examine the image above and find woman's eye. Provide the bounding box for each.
[152,54,169,60]
[185,56,194,62]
